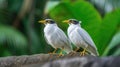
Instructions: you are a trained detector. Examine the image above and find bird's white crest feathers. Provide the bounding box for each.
[79,21,82,24]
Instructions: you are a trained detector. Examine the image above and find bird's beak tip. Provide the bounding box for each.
[38,20,45,23]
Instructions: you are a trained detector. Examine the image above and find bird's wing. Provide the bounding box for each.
[56,28,71,45]
[44,34,50,44]
[55,27,71,48]
[76,28,96,48]
[76,27,99,56]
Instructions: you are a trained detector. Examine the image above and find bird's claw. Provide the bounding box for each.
[80,49,86,56]
[80,51,85,56]
[69,51,76,56]
[57,54,64,58]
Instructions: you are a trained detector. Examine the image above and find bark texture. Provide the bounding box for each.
[0,53,119,67]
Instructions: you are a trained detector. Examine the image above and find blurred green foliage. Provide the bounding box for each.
[0,0,120,57]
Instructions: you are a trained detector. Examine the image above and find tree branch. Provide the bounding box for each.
[0,53,120,67]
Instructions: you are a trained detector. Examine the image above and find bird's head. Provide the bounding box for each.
[63,19,81,25]
[38,19,55,24]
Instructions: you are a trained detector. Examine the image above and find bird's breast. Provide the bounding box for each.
[44,25,55,35]
[68,25,76,35]
[68,26,86,47]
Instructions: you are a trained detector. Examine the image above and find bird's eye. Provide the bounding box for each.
[74,21,77,22]
[46,20,49,22]
[50,21,55,24]
[69,20,72,22]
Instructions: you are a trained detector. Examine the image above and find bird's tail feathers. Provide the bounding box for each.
[90,52,99,56]
[64,48,73,54]
[88,46,99,56]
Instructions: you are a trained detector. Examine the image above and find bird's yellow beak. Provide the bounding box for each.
[38,20,46,24]
[63,20,70,23]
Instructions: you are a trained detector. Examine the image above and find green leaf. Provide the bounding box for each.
[103,31,120,56]
[0,25,28,55]
[96,9,120,55]
[112,48,120,56]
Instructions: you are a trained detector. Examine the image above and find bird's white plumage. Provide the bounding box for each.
[68,23,98,56]
[44,23,72,54]
[76,27,96,48]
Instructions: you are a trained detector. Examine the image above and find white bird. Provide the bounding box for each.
[63,19,99,56]
[39,19,72,55]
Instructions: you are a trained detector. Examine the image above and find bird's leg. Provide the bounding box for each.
[48,48,58,59]
[69,47,79,56]
[57,47,64,57]
[75,47,79,52]
[48,48,58,54]
[52,48,58,54]
[80,47,87,56]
